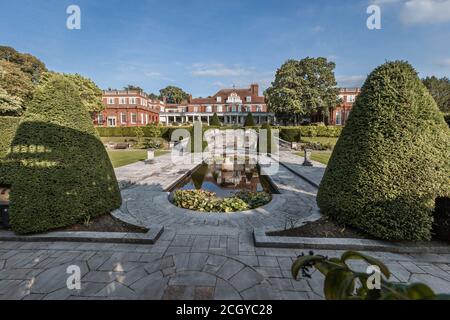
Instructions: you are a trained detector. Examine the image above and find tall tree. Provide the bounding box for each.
[423,76,450,114]
[148,92,160,100]
[124,84,143,92]
[265,57,341,124]
[0,46,47,83]
[159,86,189,104]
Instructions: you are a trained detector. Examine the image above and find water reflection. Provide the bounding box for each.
[176,156,272,198]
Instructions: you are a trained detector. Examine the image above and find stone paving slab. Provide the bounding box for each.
[1,152,449,299]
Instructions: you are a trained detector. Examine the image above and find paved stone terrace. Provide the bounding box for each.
[112,152,321,231]
[1,152,450,299]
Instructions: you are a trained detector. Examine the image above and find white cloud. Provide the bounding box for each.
[401,0,450,24]
[312,25,325,33]
[191,64,253,77]
[435,58,450,67]
[336,75,367,87]
[145,71,162,77]
[372,0,450,24]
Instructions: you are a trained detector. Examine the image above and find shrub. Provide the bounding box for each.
[317,61,450,241]
[280,127,302,142]
[0,116,20,158]
[292,251,450,300]
[210,113,221,126]
[303,141,334,151]
[172,189,271,212]
[244,113,255,127]
[6,74,121,234]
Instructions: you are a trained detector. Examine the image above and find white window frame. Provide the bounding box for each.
[98,113,104,125]
[216,96,222,103]
[216,105,223,113]
[107,116,117,127]
[120,113,127,124]
[246,96,252,102]
[131,113,137,124]
[119,97,126,104]
[141,113,144,124]
[129,97,136,104]
[336,111,342,125]
[107,98,115,105]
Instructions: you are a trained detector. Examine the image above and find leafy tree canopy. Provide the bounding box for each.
[124,84,143,92]
[423,76,450,114]
[159,86,189,104]
[0,60,35,104]
[41,72,104,113]
[0,46,47,84]
[265,57,341,120]
[0,88,23,117]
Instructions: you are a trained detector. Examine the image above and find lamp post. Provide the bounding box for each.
[146,148,155,164]
[303,149,313,167]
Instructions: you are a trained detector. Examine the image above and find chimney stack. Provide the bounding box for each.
[250,83,259,96]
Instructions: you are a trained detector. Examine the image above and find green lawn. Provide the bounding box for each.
[107,150,170,168]
[300,137,339,148]
[296,151,333,165]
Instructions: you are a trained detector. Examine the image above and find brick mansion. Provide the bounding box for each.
[93,84,360,127]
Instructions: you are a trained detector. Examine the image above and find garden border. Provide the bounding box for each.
[0,225,164,244]
[253,228,450,254]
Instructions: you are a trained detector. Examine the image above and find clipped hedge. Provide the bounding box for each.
[277,126,342,142]
[96,125,162,138]
[0,116,20,158]
[6,74,121,234]
[317,61,450,241]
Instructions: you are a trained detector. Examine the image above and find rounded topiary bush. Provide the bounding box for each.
[6,74,121,234]
[317,61,450,241]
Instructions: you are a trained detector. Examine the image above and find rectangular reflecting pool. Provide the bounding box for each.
[168,157,279,198]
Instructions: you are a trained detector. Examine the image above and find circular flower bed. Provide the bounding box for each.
[172,189,272,213]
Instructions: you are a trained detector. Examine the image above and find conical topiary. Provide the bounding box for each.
[244,113,255,127]
[7,73,122,234]
[210,113,221,126]
[317,61,450,241]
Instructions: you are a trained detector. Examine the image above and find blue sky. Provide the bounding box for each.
[1,0,450,97]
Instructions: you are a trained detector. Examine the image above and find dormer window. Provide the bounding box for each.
[246,96,252,102]
[217,96,222,103]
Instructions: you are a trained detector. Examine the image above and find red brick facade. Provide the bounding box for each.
[93,90,161,127]
[329,88,361,125]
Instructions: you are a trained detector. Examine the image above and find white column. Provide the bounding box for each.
[207,116,210,125]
